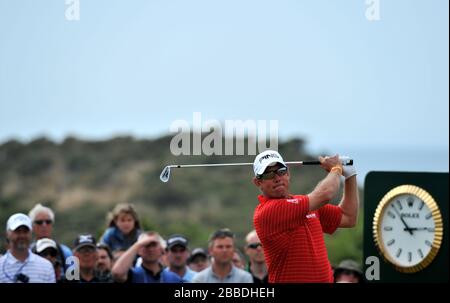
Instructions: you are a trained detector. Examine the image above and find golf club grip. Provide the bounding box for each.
[301,159,353,166]
[301,161,321,165]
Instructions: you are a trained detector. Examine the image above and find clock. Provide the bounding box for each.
[373,184,444,273]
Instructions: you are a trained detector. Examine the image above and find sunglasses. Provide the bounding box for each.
[40,249,58,257]
[34,220,53,225]
[256,167,288,180]
[247,242,262,249]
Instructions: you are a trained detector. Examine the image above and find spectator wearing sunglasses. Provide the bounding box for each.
[35,238,62,282]
[245,230,268,283]
[192,229,253,283]
[252,150,359,283]
[28,204,72,276]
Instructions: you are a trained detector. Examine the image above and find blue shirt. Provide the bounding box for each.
[59,244,72,260]
[164,266,196,282]
[128,265,183,283]
[100,227,141,252]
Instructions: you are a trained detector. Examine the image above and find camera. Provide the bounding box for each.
[15,273,30,283]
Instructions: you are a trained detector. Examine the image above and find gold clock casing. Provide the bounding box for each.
[373,184,444,273]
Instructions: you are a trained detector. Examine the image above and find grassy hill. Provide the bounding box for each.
[0,134,363,264]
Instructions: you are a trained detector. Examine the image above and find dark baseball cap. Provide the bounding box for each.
[191,247,207,258]
[166,234,188,249]
[188,248,208,263]
[73,234,96,251]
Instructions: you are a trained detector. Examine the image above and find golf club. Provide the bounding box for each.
[160,157,353,183]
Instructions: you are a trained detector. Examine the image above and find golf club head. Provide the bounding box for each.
[160,166,171,183]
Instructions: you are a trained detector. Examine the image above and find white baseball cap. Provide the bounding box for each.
[253,150,287,176]
[36,238,58,253]
[6,213,32,231]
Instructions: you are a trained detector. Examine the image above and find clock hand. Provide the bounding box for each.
[403,227,433,231]
[391,205,413,235]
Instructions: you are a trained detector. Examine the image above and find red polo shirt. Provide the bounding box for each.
[253,194,342,283]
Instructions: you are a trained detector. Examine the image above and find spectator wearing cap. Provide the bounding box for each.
[96,243,113,281]
[188,248,210,272]
[334,259,364,283]
[35,238,62,281]
[164,234,196,282]
[245,230,268,283]
[28,204,72,275]
[192,228,253,283]
[0,213,55,283]
[68,234,113,283]
[112,231,182,283]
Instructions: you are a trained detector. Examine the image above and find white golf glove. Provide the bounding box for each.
[340,156,357,180]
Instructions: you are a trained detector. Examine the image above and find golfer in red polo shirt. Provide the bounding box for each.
[253,150,359,283]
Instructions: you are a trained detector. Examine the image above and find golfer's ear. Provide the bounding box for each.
[253,177,261,187]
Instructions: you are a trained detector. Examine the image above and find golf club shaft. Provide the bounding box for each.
[168,160,351,169]
[160,158,353,182]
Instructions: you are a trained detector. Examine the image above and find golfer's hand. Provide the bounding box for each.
[341,156,357,180]
[319,154,342,172]
[136,233,156,248]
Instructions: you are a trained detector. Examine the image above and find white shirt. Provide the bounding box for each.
[192,265,253,283]
[0,250,56,283]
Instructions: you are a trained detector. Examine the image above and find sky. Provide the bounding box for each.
[0,0,448,178]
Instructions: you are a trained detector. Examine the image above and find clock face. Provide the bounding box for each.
[373,185,443,273]
[379,194,435,267]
